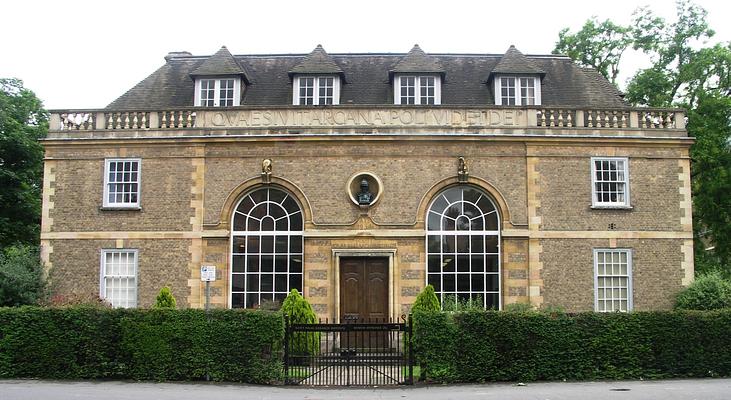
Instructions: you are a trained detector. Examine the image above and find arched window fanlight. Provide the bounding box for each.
[230,187,303,308]
[426,186,501,309]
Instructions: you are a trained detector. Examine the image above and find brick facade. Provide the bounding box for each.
[42,47,693,317]
[42,134,693,316]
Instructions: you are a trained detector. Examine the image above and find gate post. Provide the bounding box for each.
[408,314,414,385]
[283,314,290,384]
[345,321,352,386]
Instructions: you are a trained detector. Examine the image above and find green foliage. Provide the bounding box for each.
[0,245,45,306]
[553,17,632,84]
[281,289,319,356]
[441,294,485,312]
[626,0,719,107]
[0,78,47,248]
[411,285,440,313]
[694,246,730,279]
[0,307,284,383]
[504,302,534,313]
[411,310,458,381]
[539,304,566,315]
[688,93,731,267]
[409,285,441,378]
[281,289,317,325]
[0,307,126,379]
[413,310,731,382]
[675,272,731,310]
[258,298,282,311]
[153,287,177,309]
[624,68,675,106]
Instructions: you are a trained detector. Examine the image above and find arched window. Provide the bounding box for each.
[426,186,501,309]
[230,187,303,308]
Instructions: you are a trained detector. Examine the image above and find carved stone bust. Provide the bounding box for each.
[357,179,373,205]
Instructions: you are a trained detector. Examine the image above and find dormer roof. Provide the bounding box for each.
[190,46,250,83]
[288,45,344,77]
[107,48,627,109]
[390,44,445,78]
[489,45,545,78]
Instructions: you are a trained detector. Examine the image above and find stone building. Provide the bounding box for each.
[42,44,693,318]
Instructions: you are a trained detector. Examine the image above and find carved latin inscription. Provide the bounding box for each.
[203,108,523,129]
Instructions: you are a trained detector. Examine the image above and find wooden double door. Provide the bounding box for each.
[339,257,389,323]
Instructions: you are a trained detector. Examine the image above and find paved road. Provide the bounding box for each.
[1,378,730,400]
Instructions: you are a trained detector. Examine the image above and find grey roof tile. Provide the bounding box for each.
[107,49,626,109]
[490,45,546,77]
[390,44,445,76]
[288,45,344,76]
[190,46,250,83]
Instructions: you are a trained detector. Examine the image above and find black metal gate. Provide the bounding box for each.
[284,315,413,386]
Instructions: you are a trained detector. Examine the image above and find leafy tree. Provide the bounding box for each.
[688,94,731,267]
[0,78,47,248]
[153,286,177,308]
[675,271,731,310]
[626,0,718,106]
[554,0,731,272]
[0,245,45,306]
[553,17,632,85]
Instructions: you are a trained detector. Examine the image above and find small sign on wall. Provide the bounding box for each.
[201,265,216,282]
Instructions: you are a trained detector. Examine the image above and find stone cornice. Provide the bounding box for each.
[41,132,694,149]
[41,229,693,240]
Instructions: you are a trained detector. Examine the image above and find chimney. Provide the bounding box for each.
[165,51,193,62]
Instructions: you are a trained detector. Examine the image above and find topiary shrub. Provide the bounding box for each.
[411,285,446,380]
[675,272,731,310]
[411,284,440,313]
[281,289,319,356]
[153,287,177,309]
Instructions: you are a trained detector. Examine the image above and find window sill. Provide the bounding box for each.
[100,206,142,211]
[590,205,633,210]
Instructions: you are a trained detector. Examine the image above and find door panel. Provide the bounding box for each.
[340,257,389,322]
[366,259,388,320]
[339,257,389,348]
[340,259,363,320]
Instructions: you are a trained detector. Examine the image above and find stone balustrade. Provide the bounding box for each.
[54,110,197,131]
[50,107,685,132]
[535,108,684,130]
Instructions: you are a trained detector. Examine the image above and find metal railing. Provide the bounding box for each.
[284,315,413,386]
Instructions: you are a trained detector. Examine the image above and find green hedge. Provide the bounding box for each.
[413,310,731,382]
[0,307,283,383]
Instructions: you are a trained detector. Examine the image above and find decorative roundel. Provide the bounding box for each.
[346,172,383,206]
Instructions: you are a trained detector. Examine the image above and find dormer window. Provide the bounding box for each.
[394,75,441,105]
[194,78,241,107]
[494,76,540,106]
[293,76,340,105]
[489,46,545,106]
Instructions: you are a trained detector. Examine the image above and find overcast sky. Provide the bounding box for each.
[2,0,729,110]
